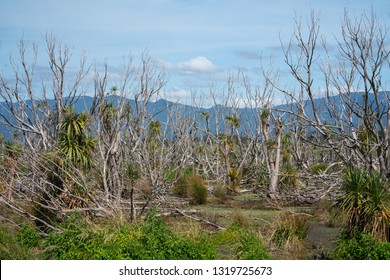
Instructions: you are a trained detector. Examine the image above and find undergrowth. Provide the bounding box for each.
[0,224,42,260]
[211,225,270,260]
[331,230,390,260]
[1,208,271,260]
[41,210,215,260]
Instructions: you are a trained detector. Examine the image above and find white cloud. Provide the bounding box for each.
[162,87,193,104]
[161,56,217,74]
[178,56,217,73]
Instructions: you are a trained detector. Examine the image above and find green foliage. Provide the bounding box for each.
[126,163,140,181]
[228,168,240,189]
[339,167,390,241]
[173,173,208,205]
[1,211,273,260]
[0,225,38,259]
[213,184,228,201]
[190,175,208,205]
[331,231,390,260]
[211,226,270,260]
[232,208,250,228]
[148,120,162,138]
[172,170,190,198]
[41,210,215,260]
[58,106,95,170]
[165,167,191,184]
[271,214,308,247]
[38,210,272,260]
[280,163,300,189]
[236,229,270,260]
[16,225,41,248]
[244,164,269,187]
[3,140,21,159]
[260,108,270,127]
[225,113,240,131]
[309,163,328,175]
[164,167,176,183]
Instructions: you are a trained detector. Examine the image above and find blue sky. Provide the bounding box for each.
[1,0,389,106]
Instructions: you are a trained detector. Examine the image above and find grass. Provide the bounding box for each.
[193,204,283,229]
[233,192,264,202]
[191,190,345,259]
[1,209,271,260]
[0,224,42,260]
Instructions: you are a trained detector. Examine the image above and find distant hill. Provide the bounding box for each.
[0,91,388,140]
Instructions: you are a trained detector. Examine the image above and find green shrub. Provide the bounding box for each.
[235,229,270,260]
[172,177,188,197]
[173,174,207,205]
[339,167,390,241]
[16,224,41,248]
[126,163,140,181]
[41,209,216,260]
[254,164,270,187]
[280,163,300,189]
[331,231,390,260]
[213,184,228,201]
[190,176,208,205]
[172,168,193,197]
[228,168,240,190]
[242,164,269,187]
[211,226,270,260]
[164,167,177,183]
[0,226,37,259]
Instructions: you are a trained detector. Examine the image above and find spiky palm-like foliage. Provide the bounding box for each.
[280,163,300,189]
[340,167,390,241]
[225,113,240,136]
[228,167,241,190]
[200,111,211,137]
[148,120,162,139]
[58,107,95,170]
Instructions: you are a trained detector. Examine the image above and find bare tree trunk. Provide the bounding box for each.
[269,121,282,195]
[130,187,136,221]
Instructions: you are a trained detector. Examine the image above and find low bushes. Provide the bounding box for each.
[0,224,41,260]
[173,173,208,205]
[41,211,270,260]
[331,231,390,260]
[1,208,271,260]
[339,167,390,241]
[324,167,390,260]
[41,211,215,260]
[211,225,270,260]
[235,229,270,260]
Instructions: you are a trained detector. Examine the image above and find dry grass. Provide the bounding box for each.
[232,208,251,228]
[267,213,310,259]
[135,177,152,198]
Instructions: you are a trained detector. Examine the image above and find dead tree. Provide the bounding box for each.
[0,35,89,152]
[276,11,390,179]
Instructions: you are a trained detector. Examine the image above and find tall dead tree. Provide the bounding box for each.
[276,11,390,179]
[0,35,89,152]
[92,59,134,202]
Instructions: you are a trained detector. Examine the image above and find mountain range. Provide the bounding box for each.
[0,91,388,140]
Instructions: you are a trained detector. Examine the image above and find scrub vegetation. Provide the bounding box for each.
[1,9,390,259]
